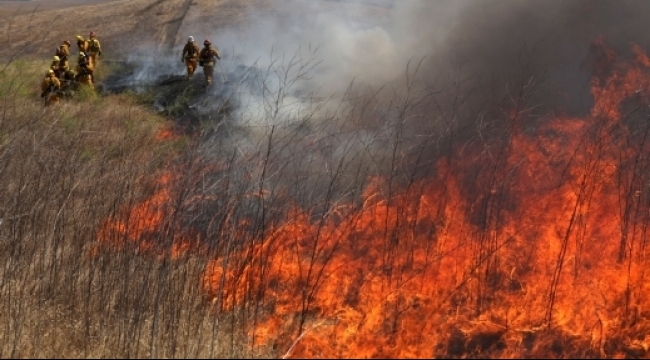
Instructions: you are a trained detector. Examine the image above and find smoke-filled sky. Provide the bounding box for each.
[199,0,650,118]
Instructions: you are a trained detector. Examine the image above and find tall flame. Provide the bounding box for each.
[95,40,650,358]
[96,171,203,259]
[201,41,650,357]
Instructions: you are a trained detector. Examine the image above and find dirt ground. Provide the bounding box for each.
[0,0,261,58]
[0,0,121,16]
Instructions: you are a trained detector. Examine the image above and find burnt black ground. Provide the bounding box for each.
[99,60,254,130]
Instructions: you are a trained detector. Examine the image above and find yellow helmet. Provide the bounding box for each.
[76,35,84,41]
[47,69,55,75]
[78,52,86,58]
[52,55,60,62]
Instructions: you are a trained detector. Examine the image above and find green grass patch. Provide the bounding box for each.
[0,58,45,98]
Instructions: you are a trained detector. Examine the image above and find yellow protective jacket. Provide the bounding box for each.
[61,68,76,82]
[77,39,89,53]
[59,59,70,72]
[88,38,102,56]
[57,44,70,60]
[199,45,221,66]
[76,61,94,78]
[50,63,62,78]
[182,41,200,61]
[41,75,61,94]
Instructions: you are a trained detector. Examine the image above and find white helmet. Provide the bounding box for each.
[188,36,194,42]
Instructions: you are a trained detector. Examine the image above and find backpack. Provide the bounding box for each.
[185,43,198,60]
[201,48,215,64]
[42,78,56,97]
[79,62,92,76]
[58,45,69,60]
[89,39,100,52]
[201,47,211,59]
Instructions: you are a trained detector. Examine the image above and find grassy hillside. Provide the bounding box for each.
[0,58,264,358]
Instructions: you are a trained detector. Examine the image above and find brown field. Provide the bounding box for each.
[1,0,253,57]
[0,0,392,60]
[0,0,121,18]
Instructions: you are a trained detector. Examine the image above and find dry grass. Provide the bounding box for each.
[0,0,388,61]
[0,0,276,60]
[0,58,268,358]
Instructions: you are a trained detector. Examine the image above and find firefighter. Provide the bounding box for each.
[60,67,77,98]
[199,39,221,86]
[87,31,102,67]
[41,69,61,106]
[76,35,89,65]
[76,35,88,53]
[181,36,200,79]
[56,40,71,70]
[58,54,70,76]
[75,52,94,89]
[50,56,62,78]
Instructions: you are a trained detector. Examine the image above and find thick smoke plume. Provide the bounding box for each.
[112,0,650,213]
[211,0,650,117]
[117,1,650,128]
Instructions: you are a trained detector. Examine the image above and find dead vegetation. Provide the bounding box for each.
[0,59,263,358]
[0,0,274,60]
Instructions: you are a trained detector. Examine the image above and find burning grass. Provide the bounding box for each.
[96,40,650,358]
[0,59,256,357]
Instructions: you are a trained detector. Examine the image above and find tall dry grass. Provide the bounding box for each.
[0,59,265,358]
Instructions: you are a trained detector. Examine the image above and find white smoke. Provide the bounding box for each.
[206,0,470,127]
[113,0,650,201]
[113,1,471,131]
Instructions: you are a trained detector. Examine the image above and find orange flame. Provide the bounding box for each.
[200,41,650,358]
[95,171,203,259]
[154,126,181,142]
[93,40,650,358]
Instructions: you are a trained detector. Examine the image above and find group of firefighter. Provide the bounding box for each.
[41,32,102,106]
[181,36,221,84]
[41,34,220,106]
